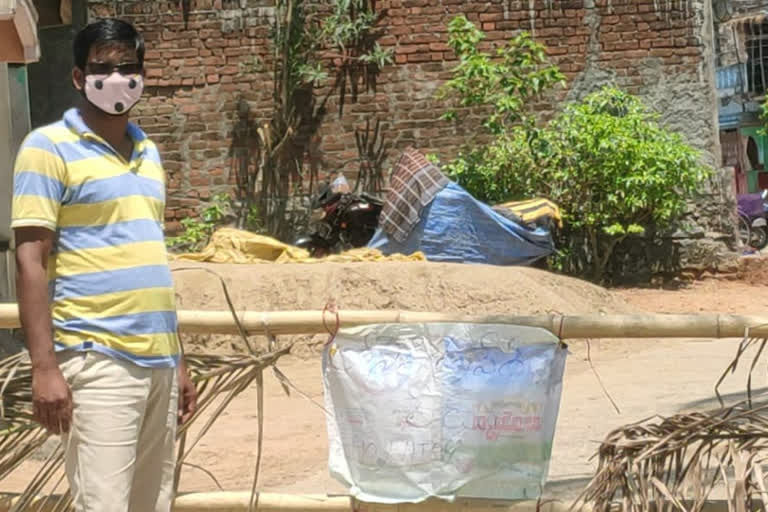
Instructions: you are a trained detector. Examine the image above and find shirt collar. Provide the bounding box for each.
[63,107,148,149]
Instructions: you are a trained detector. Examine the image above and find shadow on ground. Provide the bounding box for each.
[0,329,23,359]
[544,475,594,501]
[681,386,768,412]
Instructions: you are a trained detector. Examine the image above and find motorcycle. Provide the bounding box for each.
[737,190,768,250]
[294,176,383,257]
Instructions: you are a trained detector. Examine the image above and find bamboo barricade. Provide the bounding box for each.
[1,303,768,338]
[0,493,572,512]
[0,493,748,512]
[1,305,766,511]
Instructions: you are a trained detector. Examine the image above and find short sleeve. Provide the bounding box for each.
[11,130,68,232]
[142,140,167,229]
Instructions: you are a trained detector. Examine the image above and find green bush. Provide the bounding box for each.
[166,194,264,252]
[165,194,230,251]
[437,15,563,205]
[437,15,563,136]
[538,88,710,280]
[438,16,710,282]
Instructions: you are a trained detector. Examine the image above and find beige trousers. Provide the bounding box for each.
[58,351,178,512]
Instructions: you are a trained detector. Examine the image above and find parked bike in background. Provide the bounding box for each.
[294,175,383,257]
[737,191,768,251]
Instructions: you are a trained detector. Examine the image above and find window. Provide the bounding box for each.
[746,20,768,95]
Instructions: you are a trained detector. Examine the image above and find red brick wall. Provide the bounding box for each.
[86,0,719,232]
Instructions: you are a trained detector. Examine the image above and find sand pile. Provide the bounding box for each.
[737,254,768,286]
[171,261,629,352]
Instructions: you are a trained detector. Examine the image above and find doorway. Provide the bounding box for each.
[26,0,86,128]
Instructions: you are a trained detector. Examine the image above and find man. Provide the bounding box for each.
[12,18,197,512]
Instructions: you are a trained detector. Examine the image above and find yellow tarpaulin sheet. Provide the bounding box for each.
[495,198,563,228]
[171,228,426,264]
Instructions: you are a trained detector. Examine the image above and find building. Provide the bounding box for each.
[715,0,768,194]
[19,1,721,222]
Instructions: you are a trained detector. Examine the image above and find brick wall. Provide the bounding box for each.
[85,0,721,234]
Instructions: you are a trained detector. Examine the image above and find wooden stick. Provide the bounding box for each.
[1,303,768,339]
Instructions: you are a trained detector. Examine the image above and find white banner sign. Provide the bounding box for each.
[323,323,567,503]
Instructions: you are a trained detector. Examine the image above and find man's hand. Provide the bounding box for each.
[177,365,197,425]
[32,366,73,435]
[16,226,71,435]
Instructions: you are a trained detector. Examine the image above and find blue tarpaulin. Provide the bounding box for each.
[368,182,554,266]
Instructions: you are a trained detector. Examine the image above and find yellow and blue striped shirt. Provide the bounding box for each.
[11,108,180,368]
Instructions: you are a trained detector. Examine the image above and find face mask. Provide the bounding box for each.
[84,72,144,115]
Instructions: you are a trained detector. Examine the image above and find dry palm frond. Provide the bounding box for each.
[575,402,768,512]
[0,267,297,511]
[0,347,290,512]
[576,335,768,512]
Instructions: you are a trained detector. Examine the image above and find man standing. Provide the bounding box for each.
[12,18,197,511]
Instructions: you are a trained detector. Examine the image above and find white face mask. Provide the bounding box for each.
[84,72,144,115]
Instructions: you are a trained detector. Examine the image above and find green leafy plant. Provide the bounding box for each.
[237,0,393,239]
[437,14,563,205]
[166,193,236,251]
[437,17,710,282]
[448,87,709,281]
[437,15,564,135]
[245,203,265,233]
[541,88,709,280]
[165,218,212,251]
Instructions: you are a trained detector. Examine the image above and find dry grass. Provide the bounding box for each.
[575,402,768,512]
[576,337,768,512]
[0,348,291,512]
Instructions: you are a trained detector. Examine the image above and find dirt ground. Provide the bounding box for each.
[4,262,768,499]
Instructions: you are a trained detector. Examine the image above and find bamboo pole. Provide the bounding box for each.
[0,493,743,512]
[0,493,572,512]
[0,493,350,512]
[1,303,768,338]
[177,492,349,512]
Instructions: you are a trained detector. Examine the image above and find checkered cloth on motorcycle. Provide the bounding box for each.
[380,148,449,243]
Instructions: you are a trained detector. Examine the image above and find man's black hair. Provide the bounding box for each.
[73,19,145,70]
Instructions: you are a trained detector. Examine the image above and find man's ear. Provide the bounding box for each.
[72,67,85,92]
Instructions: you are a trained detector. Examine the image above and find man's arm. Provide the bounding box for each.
[15,226,72,435]
[174,323,196,426]
[177,350,197,425]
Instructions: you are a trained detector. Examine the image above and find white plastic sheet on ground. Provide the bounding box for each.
[322,323,567,503]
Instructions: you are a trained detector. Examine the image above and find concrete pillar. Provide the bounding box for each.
[0,63,31,302]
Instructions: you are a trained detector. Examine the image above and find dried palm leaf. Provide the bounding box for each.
[575,402,768,512]
[576,335,768,512]
[0,267,296,512]
[0,347,290,511]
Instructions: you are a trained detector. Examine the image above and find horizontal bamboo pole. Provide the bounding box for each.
[0,492,744,512]
[0,493,570,512]
[176,492,350,512]
[0,492,746,512]
[1,303,768,339]
[0,493,348,512]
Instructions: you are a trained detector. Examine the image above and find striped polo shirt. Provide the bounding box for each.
[11,108,180,368]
